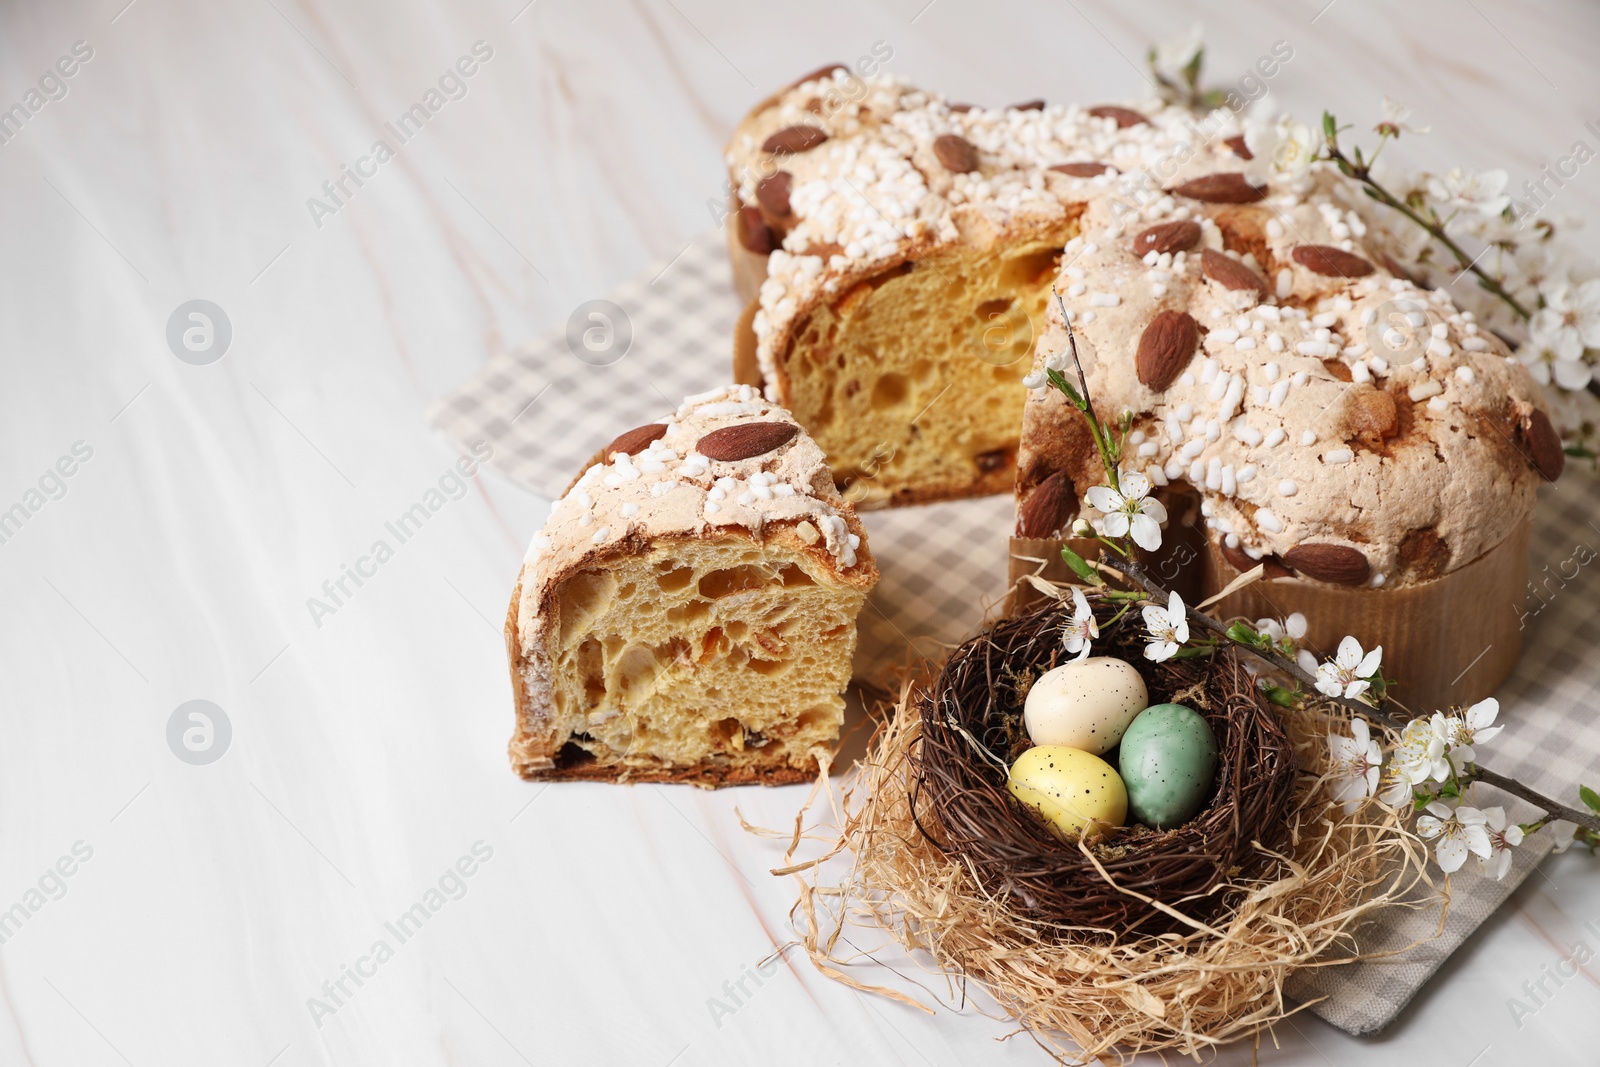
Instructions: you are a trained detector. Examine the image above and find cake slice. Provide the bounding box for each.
[506,386,878,785]
[725,70,1083,507]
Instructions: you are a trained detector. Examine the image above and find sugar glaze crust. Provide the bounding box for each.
[1018,173,1552,588]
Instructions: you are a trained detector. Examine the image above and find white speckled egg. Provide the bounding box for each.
[1023,657,1149,754]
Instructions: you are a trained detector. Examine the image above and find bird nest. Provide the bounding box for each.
[918,595,1296,934]
[781,590,1434,1062]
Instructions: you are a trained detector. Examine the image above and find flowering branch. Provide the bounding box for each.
[1467,766,1600,837]
[1318,114,1533,321]
[1108,552,1600,840]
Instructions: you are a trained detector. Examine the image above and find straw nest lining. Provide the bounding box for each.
[783,592,1437,1062]
[917,597,1298,935]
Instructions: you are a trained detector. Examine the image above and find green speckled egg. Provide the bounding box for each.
[1117,704,1218,829]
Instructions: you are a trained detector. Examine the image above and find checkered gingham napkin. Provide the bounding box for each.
[428,228,1600,1037]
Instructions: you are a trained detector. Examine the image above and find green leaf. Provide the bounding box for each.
[1322,111,1338,141]
[1045,368,1086,410]
[1580,785,1600,814]
[1181,47,1204,92]
[1263,684,1298,708]
[1059,545,1103,587]
[1225,621,1263,646]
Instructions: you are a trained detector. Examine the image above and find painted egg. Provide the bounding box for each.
[1118,704,1219,829]
[1007,745,1128,839]
[1023,657,1149,754]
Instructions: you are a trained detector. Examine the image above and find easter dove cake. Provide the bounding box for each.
[505,386,878,786]
[1008,123,1560,709]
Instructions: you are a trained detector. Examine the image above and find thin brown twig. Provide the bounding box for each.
[1320,124,1532,321]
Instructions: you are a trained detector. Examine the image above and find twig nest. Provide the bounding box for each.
[916,595,1298,934]
[786,586,1434,1060]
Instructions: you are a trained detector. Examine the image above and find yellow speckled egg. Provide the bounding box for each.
[1007,745,1128,839]
[1023,657,1149,754]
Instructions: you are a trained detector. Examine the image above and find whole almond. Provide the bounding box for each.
[1221,539,1291,579]
[1346,390,1398,443]
[1086,105,1148,128]
[1012,98,1045,111]
[1292,244,1375,278]
[738,206,775,254]
[695,421,800,461]
[1223,134,1253,160]
[948,102,976,113]
[1169,173,1268,203]
[1283,543,1371,585]
[1523,408,1565,481]
[1017,470,1073,538]
[1132,220,1202,257]
[1200,249,1268,298]
[762,124,829,154]
[1050,161,1109,177]
[933,133,980,173]
[756,171,793,217]
[785,63,846,91]
[1135,310,1200,392]
[604,424,668,461]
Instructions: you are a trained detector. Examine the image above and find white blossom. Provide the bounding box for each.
[1327,718,1383,811]
[1085,471,1167,552]
[1062,587,1098,662]
[1547,819,1578,854]
[1377,758,1419,808]
[1504,240,1572,303]
[1427,167,1511,219]
[1142,590,1188,663]
[1255,617,1285,643]
[1022,369,1047,390]
[1246,117,1316,182]
[1519,334,1594,391]
[1477,806,1524,881]
[1416,801,1492,874]
[1443,698,1503,769]
[1377,96,1429,138]
[1151,25,1204,89]
[1528,279,1600,361]
[1380,714,1452,789]
[1315,636,1383,702]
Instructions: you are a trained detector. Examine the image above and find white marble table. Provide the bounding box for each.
[5,0,1600,1063]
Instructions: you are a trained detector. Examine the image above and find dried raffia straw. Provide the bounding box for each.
[776,594,1441,1063]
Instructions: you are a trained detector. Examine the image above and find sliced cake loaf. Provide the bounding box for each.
[506,386,878,785]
